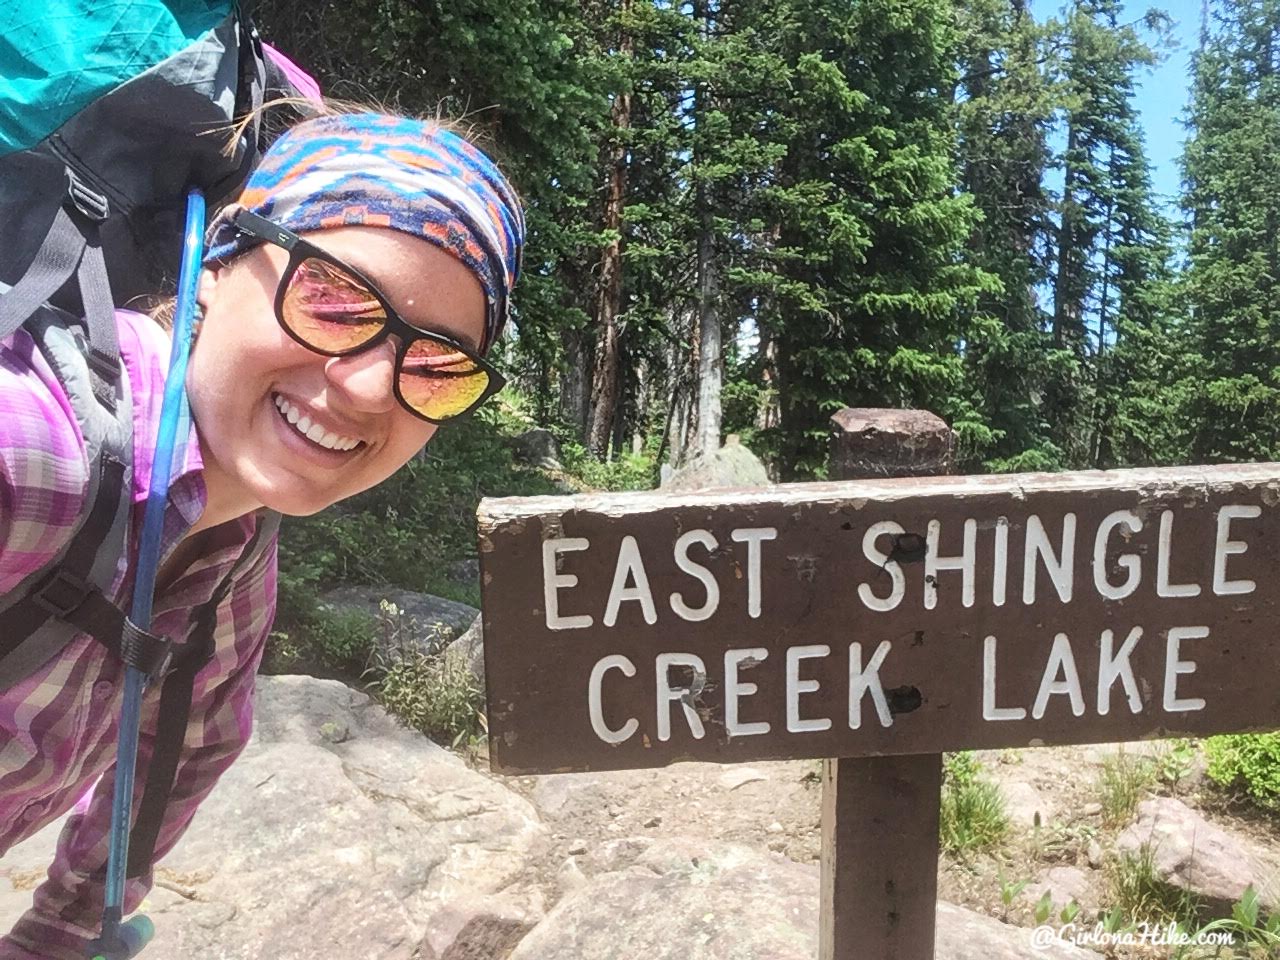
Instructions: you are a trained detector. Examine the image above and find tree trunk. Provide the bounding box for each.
[1053,116,1082,350]
[560,328,591,438]
[587,0,633,457]
[691,0,722,459]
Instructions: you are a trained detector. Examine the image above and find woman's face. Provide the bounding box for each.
[189,225,487,518]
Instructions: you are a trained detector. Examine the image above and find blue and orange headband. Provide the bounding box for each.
[205,112,525,351]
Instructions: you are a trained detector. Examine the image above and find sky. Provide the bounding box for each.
[1029,0,1204,212]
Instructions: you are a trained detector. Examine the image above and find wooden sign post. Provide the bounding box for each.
[477,410,1280,958]
[820,409,952,960]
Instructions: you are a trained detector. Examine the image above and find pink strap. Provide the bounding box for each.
[262,43,323,103]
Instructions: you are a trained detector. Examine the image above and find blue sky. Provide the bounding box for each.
[1029,0,1203,211]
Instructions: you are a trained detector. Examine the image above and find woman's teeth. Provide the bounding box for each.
[273,395,361,451]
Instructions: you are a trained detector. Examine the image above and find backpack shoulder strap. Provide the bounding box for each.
[126,509,281,878]
[0,299,133,687]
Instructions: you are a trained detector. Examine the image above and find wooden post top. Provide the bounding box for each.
[829,408,954,479]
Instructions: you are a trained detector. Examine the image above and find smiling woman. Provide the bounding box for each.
[0,104,524,957]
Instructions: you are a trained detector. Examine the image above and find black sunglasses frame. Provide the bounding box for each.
[230,208,506,425]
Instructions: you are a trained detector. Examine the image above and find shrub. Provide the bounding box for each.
[261,607,376,677]
[369,652,485,750]
[1205,733,1280,811]
[940,751,1009,855]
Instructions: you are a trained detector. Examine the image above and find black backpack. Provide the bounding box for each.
[0,5,302,877]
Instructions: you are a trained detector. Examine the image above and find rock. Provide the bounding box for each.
[445,558,480,586]
[766,820,785,834]
[643,816,662,828]
[1086,839,1104,869]
[1115,797,1280,913]
[507,841,818,960]
[508,841,1098,960]
[556,857,588,893]
[1000,780,1056,828]
[417,891,544,960]
[1025,866,1095,910]
[582,837,656,876]
[442,614,485,685]
[511,428,563,470]
[1081,802,1103,816]
[567,839,588,856]
[936,902,1100,958]
[718,767,768,791]
[660,436,770,491]
[1,677,547,959]
[319,586,479,662]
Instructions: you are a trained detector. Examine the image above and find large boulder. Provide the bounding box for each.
[511,428,563,471]
[319,586,479,661]
[507,839,818,960]
[935,901,1099,959]
[506,838,1098,960]
[443,614,485,685]
[661,436,770,492]
[0,677,547,960]
[1115,797,1280,913]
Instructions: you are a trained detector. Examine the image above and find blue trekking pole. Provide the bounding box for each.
[89,188,205,960]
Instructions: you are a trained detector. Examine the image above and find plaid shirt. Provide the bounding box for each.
[0,310,278,959]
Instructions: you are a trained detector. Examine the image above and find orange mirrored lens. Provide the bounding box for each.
[399,337,490,420]
[281,257,386,352]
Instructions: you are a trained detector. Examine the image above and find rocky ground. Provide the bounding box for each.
[5,674,1279,959]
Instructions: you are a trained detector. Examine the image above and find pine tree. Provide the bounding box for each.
[1179,0,1280,462]
[745,0,995,478]
[1042,0,1170,468]
[954,0,1060,470]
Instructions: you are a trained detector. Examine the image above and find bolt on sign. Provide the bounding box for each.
[477,464,1280,775]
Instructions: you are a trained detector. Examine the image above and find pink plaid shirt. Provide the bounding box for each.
[0,309,278,959]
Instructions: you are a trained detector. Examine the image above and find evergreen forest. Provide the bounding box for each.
[258,0,1280,482]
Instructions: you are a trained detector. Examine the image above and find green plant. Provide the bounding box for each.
[940,752,1010,855]
[1105,843,1202,929]
[1096,749,1158,827]
[1205,734,1280,812]
[997,866,1029,923]
[1173,885,1279,959]
[363,598,484,749]
[1060,900,1081,925]
[368,649,486,750]
[1156,738,1200,793]
[1099,905,1137,936]
[261,607,377,677]
[1033,890,1054,925]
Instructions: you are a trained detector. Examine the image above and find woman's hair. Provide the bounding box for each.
[226,95,492,159]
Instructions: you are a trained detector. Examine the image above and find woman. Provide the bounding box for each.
[0,109,524,958]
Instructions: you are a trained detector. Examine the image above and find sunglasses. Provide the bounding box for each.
[229,209,506,424]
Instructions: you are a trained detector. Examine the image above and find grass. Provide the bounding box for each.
[1105,842,1203,929]
[1097,749,1158,827]
[940,752,1010,855]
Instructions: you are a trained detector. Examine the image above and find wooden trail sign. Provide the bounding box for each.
[478,461,1280,776]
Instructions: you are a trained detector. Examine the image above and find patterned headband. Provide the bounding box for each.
[204,112,525,351]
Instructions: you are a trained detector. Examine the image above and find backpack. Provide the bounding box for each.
[0,1,310,877]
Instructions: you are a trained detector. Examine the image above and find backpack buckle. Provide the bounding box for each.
[64,168,110,223]
[120,618,174,681]
[31,569,93,619]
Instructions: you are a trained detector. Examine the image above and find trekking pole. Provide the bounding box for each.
[89,188,206,960]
